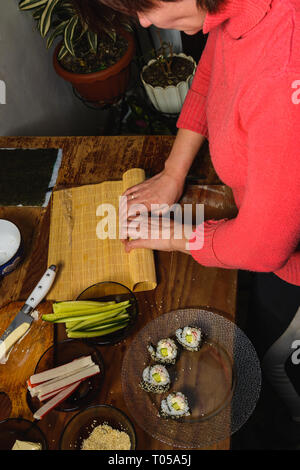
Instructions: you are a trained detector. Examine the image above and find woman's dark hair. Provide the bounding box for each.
[72,0,225,32]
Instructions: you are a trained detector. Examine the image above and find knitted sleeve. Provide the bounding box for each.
[176,32,216,138]
[189,73,300,274]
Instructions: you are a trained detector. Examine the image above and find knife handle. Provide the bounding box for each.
[25,265,56,310]
[0,323,31,361]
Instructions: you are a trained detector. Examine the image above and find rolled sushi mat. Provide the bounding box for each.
[47,168,157,300]
[121,308,261,449]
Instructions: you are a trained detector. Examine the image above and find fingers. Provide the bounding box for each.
[123,183,143,196]
[123,238,148,253]
[119,194,150,219]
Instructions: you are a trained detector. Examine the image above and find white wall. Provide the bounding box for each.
[0,1,102,136]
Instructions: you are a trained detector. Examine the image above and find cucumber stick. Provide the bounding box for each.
[52,300,128,317]
[65,311,126,330]
[68,311,128,332]
[69,314,130,332]
[44,299,133,339]
[53,300,116,314]
[42,301,130,322]
[67,321,130,338]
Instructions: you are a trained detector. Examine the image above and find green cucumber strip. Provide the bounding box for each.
[52,300,126,316]
[77,317,130,332]
[71,308,127,327]
[43,306,127,324]
[53,300,116,314]
[64,307,128,326]
[69,311,129,332]
[67,322,129,338]
[43,301,130,322]
[65,320,82,330]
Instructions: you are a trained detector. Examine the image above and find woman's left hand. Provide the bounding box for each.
[121,214,193,254]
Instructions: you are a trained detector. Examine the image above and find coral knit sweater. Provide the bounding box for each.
[177,0,300,286]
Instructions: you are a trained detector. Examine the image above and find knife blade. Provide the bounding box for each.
[0,265,57,361]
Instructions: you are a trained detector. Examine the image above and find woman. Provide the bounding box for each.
[74,0,300,445]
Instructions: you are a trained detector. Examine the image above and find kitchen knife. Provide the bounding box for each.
[0,265,57,361]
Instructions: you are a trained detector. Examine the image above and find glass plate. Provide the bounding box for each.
[122,308,261,448]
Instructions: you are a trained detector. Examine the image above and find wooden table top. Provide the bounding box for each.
[0,136,237,450]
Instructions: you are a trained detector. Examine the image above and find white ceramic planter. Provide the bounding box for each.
[141,53,196,114]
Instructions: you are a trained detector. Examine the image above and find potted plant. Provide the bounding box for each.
[140,31,196,114]
[19,0,135,106]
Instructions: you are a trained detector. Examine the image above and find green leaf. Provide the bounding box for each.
[19,0,48,11]
[39,0,61,38]
[61,1,74,7]
[77,21,88,40]
[32,5,46,20]
[63,15,79,56]
[46,19,68,48]
[57,44,68,61]
[87,31,98,54]
[120,21,133,32]
[105,29,117,42]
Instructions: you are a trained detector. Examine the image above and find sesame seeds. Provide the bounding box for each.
[81,424,131,450]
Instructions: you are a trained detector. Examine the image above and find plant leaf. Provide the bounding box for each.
[32,5,45,20]
[120,21,133,32]
[57,44,68,61]
[105,29,116,42]
[87,31,98,54]
[63,15,79,56]
[19,0,48,10]
[39,0,61,38]
[46,19,69,48]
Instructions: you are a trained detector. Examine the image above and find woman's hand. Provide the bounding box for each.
[121,168,185,217]
[121,213,193,254]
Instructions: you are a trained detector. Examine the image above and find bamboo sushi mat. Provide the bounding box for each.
[47,168,157,300]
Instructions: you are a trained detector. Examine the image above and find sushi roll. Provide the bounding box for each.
[148,338,178,365]
[140,364,171,394]
[175,326,203,351]
[160,392,190,419]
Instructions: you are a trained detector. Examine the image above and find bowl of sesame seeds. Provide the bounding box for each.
[59,404,136,450]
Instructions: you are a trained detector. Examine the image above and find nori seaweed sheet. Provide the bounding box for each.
[0,148,59,206]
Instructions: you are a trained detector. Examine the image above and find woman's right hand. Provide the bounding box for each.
[121,168,185,217]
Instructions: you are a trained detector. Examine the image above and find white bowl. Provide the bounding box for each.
[0,220,22,276]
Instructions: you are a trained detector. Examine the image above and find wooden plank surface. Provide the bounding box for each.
[0,136,237,450]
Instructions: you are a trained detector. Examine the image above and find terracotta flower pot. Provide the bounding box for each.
[53,30,135,106]
[141,53,196,114]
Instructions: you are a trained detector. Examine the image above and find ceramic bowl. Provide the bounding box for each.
[0,219,23,277]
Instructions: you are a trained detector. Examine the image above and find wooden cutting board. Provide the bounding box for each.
[0,301,53,420]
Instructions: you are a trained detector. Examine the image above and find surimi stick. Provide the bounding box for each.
[38,383,79,402]
[29,364,97,397]
[33,381,81,420]
[31,364,100,397]
[29,355,93,385]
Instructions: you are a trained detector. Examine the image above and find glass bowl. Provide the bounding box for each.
[0,418,47,450]
[76,281,138,345]
[27,339,104,415]
[59,405,137,450]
